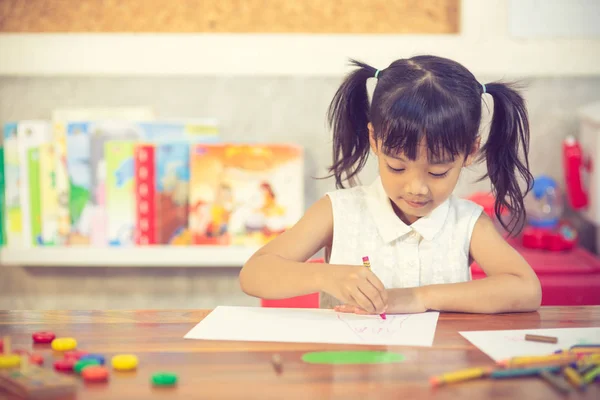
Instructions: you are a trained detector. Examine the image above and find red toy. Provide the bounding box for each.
[522,175,577,251]
[32,331,56,344]
[82,366,109,383]
[522,223,577,251]
[53,358,76,372]
[29,354,44,366]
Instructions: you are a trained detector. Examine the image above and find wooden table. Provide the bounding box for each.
[0,307,599,399]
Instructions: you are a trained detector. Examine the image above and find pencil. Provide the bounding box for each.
[525,334,558,344]
[362,256,386,320]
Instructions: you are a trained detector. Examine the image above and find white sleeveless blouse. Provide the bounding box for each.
[322,176,483,308]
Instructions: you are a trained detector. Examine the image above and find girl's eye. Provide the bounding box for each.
[429,171,450,178]
[387,164,405,173]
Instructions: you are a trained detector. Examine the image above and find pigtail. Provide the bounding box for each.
[481,82,534,235]
[326,59,378,188]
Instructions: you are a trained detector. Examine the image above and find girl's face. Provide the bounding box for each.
[369,124,478,224]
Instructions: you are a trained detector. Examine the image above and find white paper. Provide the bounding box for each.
[184,306,440,347]
[460,327,600,361]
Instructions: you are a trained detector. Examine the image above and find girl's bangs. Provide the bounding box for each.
[376,86,473,161]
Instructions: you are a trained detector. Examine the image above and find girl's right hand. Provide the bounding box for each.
[322,265,388,314]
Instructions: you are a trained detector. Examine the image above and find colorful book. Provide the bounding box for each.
[105,140,136,247]
[3,123,22,248]
[189,144,304,246]
[134,144,156,245]
[0,147,5,246]
[133,120,219,245]
[38,143,58,246]
[28,148,42,245]
[65,120,144,245]
[16,121,52,247]
[65,122,92,245]
[89,121,142,246]
[156,142,191,245]
[52,107,155,245]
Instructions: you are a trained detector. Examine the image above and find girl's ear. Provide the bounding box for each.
[368,123,379,155]
[464,136,481,167]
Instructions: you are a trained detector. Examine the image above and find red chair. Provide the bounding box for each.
[260,258,323,308]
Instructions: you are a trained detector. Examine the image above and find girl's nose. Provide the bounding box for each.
[405,177,429,197]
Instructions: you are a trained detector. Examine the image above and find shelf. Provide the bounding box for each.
[0,246,259,267]
[1,33,598,77]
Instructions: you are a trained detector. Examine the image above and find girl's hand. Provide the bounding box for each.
[321,265,388,314]
[334,288,427,315]
[333,304,371,314]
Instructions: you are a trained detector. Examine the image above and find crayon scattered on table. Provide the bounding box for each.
[498,353,577,368]
[578,362,598,375]
[582,365,600,385]
[571,344,600,349]
[490,366,560,379]
[563,366,584,390]
[539,370,571,394]
[568,347,600,355]
[429,366,492,386]
[582,353,600,364]
[525,334,558,344]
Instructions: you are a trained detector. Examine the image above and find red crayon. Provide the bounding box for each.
[362,256,387,320]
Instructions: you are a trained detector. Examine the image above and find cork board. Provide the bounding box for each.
[0,0,459,34]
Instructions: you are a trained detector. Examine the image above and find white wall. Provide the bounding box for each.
[0,0,598,78]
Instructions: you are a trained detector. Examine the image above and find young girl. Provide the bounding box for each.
[239,55,542,315]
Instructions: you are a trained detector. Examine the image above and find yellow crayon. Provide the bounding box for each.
[563,366,584,390]
[429,367,492,386]
[499,353,577,368]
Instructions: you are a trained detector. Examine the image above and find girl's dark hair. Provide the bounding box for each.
[326,55,533,235]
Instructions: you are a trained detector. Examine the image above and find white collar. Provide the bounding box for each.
[365,176,450,243]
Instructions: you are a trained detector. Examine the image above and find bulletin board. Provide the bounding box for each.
[0,0,460,34]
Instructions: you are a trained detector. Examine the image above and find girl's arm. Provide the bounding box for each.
[239,196,334,299]
[239,196,388,313]
[386,213,542,314]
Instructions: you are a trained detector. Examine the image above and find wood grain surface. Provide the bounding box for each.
[0,307,598,399]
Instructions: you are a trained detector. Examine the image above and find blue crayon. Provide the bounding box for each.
[491,366,561,379]
[570,344,600,349]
